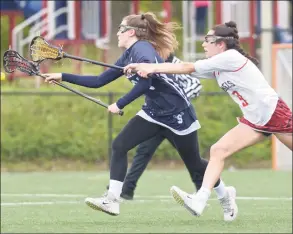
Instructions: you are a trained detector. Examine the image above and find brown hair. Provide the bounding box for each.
[123,12,181,60]
[212,21,259,66]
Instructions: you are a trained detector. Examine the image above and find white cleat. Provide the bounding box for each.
[219,186,238,222]
[85,192,120,216]
[170,186,199,216]
[183,190,208,216]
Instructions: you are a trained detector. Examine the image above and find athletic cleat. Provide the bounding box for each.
[85,191,120,216]
[170,186,199,216]
[183,191,208,216]
[219,186,238,222]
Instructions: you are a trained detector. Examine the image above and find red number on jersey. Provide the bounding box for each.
[232,91,249,107]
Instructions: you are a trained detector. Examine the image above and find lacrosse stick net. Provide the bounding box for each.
[29,36,64,62]
[3,50,40,75]
[29,36,124,70]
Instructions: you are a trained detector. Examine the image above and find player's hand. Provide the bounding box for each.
[124,63,154,78]
[42,73,62,84]
[123,63,138,75]
[108,103,121,114]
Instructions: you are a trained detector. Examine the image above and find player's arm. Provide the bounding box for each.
[61,68,123,88]
[124,50,245,77]
[116,77,151,109]
[43,55,125,87]
[124,62,195,77]
[170,55,213,80]
[116,43,156,109]
[192,50,248,75]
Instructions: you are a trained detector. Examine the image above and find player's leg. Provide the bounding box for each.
[165,132,213,191]
[203,123,266,189]
[85,116,161,215]
[274,133,292,150]
[186,123,266,219]
[122,134,165,199]
[165,130,227,214]
[167,130,226,189]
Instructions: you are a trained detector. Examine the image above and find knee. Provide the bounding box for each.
[112,137,127,154]
[209,144,229,161]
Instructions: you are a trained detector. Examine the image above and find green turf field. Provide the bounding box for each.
[1,169,292,233]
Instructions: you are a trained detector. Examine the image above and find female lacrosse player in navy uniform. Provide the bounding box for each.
[119,53,203,200]
[43,12,231,217]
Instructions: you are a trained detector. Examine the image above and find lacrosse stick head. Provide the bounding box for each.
[29,36,64,63]
[3,50,40,76]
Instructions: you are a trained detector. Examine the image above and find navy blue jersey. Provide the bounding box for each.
[62,40,200,135]
[115,41,189,113]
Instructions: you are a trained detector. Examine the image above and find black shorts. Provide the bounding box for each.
[260,131,272,137]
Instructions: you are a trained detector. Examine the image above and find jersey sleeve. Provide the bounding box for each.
[62,54,125,88]
[190,72,215,79]
[193,49,248,75]
[62,68,123,88]
[115,42,156,109]
[116,78,152,109]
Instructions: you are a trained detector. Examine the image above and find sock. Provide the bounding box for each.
[108,179,123,199]
[213,180,227,199]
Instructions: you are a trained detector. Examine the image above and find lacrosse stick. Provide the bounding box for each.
[29,36,124,70]
[3,50,124,116]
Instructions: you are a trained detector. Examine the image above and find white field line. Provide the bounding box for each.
[1,193,292,200]
[1,200,175,206]
[1,201,81,206]
[0,193,292,206]
[1,197,292,207]
[1,193,86,198]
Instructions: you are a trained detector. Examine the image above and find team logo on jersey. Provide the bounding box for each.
[173,112,184,124]
[220,81,236,92]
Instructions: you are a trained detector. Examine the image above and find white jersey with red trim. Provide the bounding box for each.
[192,49,279,126]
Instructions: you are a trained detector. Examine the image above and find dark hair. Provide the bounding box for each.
[212,21,259,66]
[123,12,181,60]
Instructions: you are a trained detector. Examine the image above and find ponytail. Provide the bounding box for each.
[123,12,181,60]
[235,45,259,66]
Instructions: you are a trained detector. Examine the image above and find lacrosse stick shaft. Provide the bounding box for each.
[38,74,124,116]
[63,53,123,71]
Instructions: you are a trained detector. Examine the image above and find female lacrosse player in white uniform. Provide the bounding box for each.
[124,21,293,221]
